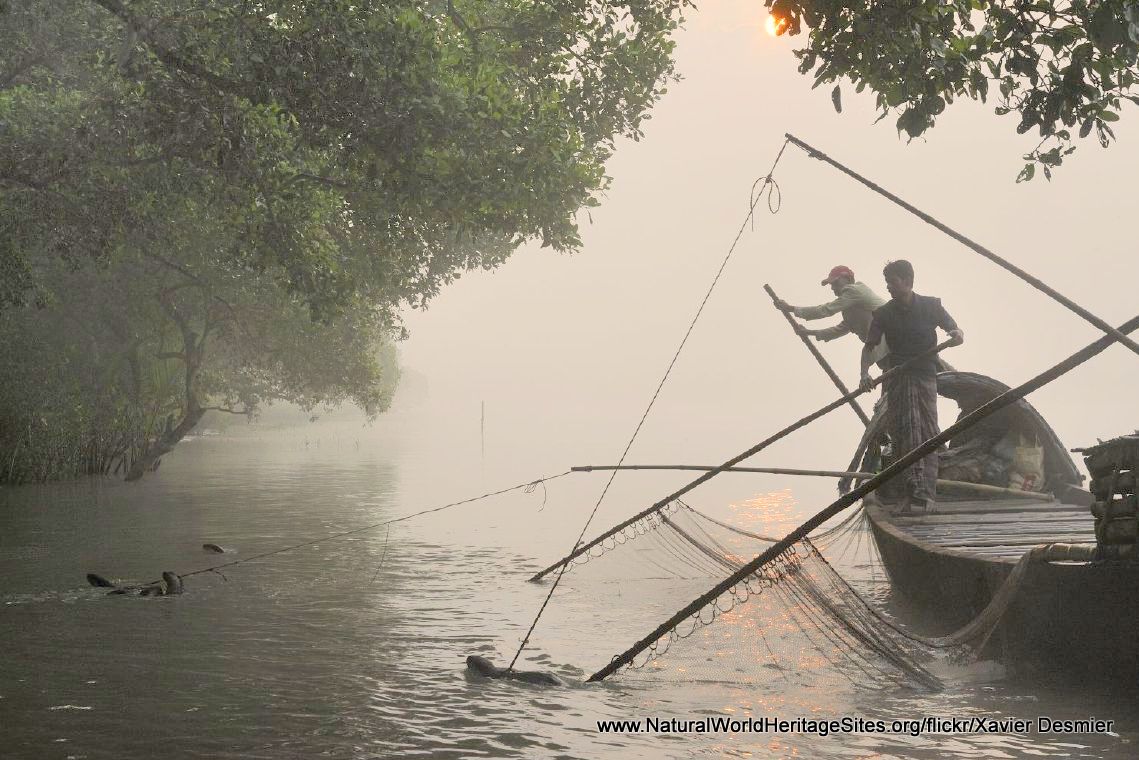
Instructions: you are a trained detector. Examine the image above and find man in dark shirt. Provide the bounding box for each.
[859,260,964,513]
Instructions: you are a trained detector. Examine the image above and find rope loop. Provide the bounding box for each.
[766,176,782,214]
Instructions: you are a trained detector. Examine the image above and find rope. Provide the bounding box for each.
[506,138,792,671]
[125,471,574,585]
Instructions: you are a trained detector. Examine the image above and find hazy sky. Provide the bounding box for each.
[395,0,1137,514]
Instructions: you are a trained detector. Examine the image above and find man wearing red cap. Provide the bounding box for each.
[773,265,890,369]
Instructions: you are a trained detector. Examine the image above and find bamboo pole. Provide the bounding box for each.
[763,283,871,426]
[784,134,1139,359]
[528,337,958,582]
[937,480,1052,501]
[586,313,1139,682]
[571,464,1054,501]
[573,464,866,478]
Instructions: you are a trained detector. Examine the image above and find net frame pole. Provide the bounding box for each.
[571,465,1052,501]
[784,133,1139,359]
[586,313,1139,682]
[573,464,870,478]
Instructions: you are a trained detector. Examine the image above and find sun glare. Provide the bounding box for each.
[765,14,789,36]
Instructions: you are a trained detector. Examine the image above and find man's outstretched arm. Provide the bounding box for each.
[860,317,884,391]
[814,322,852,341]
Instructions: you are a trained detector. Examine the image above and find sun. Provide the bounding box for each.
[765,14,789,36]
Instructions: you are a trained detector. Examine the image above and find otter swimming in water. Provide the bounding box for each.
[465,655,561,686]
[87,571,184,596]
[161,571,184,595]
[86,573,116,588]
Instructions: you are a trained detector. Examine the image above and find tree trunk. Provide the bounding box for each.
[124,405,204,481]
[125,287,209,482]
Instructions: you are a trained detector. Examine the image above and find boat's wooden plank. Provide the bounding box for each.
[884,504,1083,518]
[923,497,1045,508]
[902,515,1091,529]
[890,511,1088,527]
[902,520,1093,536]
[880,497,1082,515]
[964,548,1058,561]
[906,531,1095,547]
[906,528,1096,544]
[903,518,1092,532]
[928,535,1096,549]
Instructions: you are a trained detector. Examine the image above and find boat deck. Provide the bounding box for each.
[877,497,1095,562]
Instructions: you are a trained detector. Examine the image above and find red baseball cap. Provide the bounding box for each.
[820,265,854,285]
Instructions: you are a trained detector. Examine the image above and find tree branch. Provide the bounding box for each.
[88,0,247,96]
[202,405,249,415]
[447,0,481,50]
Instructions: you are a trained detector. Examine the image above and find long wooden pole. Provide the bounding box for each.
[574,464,866,478]
[570,464,1053,501]
[528,338,957,581]
[763,283,871,426]
[587,313,1139,682]
[784,134,1139,359]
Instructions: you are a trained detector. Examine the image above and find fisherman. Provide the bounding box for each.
[859,260,964,514]
[772,265,890,370]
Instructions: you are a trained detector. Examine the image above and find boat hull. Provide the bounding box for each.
[867,503,1139,685]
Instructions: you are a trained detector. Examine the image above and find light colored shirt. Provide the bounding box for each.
[793,281,889,365]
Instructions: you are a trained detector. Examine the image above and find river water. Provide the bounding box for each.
[1,404,1135,759]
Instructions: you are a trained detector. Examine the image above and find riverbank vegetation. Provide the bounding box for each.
[0,0,688,483]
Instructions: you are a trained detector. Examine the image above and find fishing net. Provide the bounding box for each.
[541,496,1010,691]
[555,500,779,583]
[611,536,944,690]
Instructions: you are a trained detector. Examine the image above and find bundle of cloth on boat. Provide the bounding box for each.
[937,429,1045,492]
[856,398,1050,500]
[1084,434,1139,556]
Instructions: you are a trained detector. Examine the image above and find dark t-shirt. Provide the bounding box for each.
[865,294,958,374]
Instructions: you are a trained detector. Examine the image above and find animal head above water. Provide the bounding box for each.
[465,655,499,677]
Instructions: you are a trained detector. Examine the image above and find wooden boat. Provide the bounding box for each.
[857,371,1139,683]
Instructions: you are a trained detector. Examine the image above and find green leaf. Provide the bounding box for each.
[831,84,842,113]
